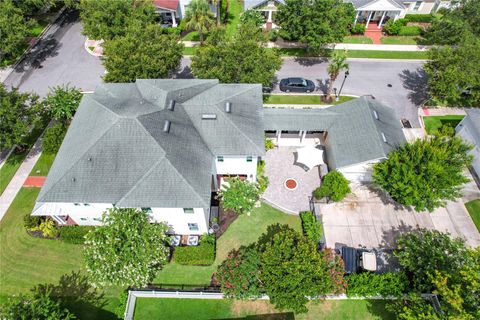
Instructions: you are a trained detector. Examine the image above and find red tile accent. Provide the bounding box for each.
[23,176,46,187]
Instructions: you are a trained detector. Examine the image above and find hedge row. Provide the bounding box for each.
[173,236,215,265]
[299,211,323,243]
[58,226,95,244]
[404,14,436,23]
[346,272,408,297]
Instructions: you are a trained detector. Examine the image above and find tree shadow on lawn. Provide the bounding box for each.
[36,271,118,320]
[399,68,429,106]
[365,299,396,320]
[218,313,295,320]
[293,56,328,67]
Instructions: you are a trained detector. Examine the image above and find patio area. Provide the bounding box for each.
[262,147,323,214]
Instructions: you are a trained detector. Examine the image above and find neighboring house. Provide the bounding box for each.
[32,80,405,234]
[456,110,480,181]
[264,97,406,181]
[154,0,217,26]
[349,0,447,28]
[244,0,285,29]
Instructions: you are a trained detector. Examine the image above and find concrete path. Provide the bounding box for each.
[0,138,42,221]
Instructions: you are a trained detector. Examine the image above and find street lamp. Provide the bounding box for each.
[336,70,350,102]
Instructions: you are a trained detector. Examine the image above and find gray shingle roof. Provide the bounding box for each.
[37,80,265,208]
[462,109,480,143]
[264,96,406,169]
[244,0,285,10]
[345,0,405,9]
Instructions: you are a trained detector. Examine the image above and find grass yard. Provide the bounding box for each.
[133,298,395,320]
[154,203,301,285]
[380,36,419,45]
[30,152,56,176]
[183,46,197,55]
[422,115,464,134]
[263,94,355,105]
[182,31,199,41]
[225,0,243,38]
[343,36,374,44]
[29,20,49,37]
[465,199,480,232]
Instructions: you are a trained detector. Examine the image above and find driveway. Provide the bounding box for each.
[319,179,480,249]
[3,10,104,97]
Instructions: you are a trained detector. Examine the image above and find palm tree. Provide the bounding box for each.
[326,50,349,102]
[185,0,215,43]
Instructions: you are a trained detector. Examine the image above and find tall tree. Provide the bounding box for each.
[43,85,83,124]
[259,227,345,313]
[276,0,355,52]
[0,84,40,150]
[0,0,32,62]
[326,50,348,101]
[424,36,480,107]
[78,0,156,40]
[218,177,260,215]
[84,208,170,287]
[191,23,282,86]
[103,24,183,83]
[185,0,215,43]
[372,135,472,212]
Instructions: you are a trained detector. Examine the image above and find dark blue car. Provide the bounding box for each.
[279,77,315,93]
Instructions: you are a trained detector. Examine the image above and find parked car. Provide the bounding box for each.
[279,77,315,93]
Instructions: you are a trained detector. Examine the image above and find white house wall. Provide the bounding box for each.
[32,203,209,235]
[214,156,258,183]
[337,158,383,182]
[456,125,480,178]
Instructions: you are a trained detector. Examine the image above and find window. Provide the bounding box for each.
[188,223,199,231]
[413,1,422,11]
[246,156,253,162]
[84,203,90,206]
[93,218,101,222]
[80,217,87,221]
[141,207,153,214]
[217,156,224,162]
[74,203,81,206]
[183,208,194,214]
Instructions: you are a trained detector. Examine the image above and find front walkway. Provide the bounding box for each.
[262,147,321,214]
[364,22,383,45]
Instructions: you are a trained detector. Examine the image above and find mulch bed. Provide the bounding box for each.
[216,207,238,239]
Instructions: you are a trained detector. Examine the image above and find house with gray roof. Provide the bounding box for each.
[456,109,480,181]
[33,79,405,233]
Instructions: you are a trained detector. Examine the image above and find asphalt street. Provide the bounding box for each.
[3,11,426,126]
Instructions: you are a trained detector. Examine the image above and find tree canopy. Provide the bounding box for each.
[184,0,215,43]
[79,0,157,40]
[191,23,282,86]
[276,0,355,52]
[314,170,350,202]
[326,50,349,100]
[424,36,480,107]
[84,207,170,287]
[103,24,184,83]
[0,0,31,61]
[218,177,260,215]
[372,135,472,212]
[43,85,83,124]
[0,84,40,150]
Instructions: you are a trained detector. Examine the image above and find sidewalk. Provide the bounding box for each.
[0,137,43,221]
[182,40,431,52]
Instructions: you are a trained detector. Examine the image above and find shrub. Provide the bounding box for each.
[399,25,422,36]
[58,226,95,244]
[265,138,275,151]
[404,14,435,23]
[268,29,278,42]
[350,24,365,35]
[346,272,408,297]
[299,211,322,243]
[256,160,269,194]
[24,214,41,230]
[313,171,350,202]
[38,219,59,239]
[42,123,67,154]
[383,19,408,35]
[174,236,215,265]
[219,177,260,215]
[240,9,264,28]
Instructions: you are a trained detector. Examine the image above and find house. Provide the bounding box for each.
[456,110,480,181]
[32,79,405,234]
[245,0,446,30]
[154,0,217,27]
[348,0,447,28]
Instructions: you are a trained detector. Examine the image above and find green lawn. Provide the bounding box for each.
[380,36,419,45]
[30,152,56,176]
[343,36,373,44]
[182,31,199,41]
[225,0,243,38]
[263,94,355,105]
[29,20,49,37]
[155,203,301,286]
[0,124,47,195]
[134,298,394,320]
[423,115,464,134]
[465,199,480,232]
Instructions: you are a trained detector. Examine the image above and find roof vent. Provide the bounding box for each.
[163,120,171,133]
[225,102,232,113]
[373,110,379,120]
[88,157,92,162]
[381,132,387,143]
[71,177,76,182]
[201,114,217,120]
[168,99,175,111]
